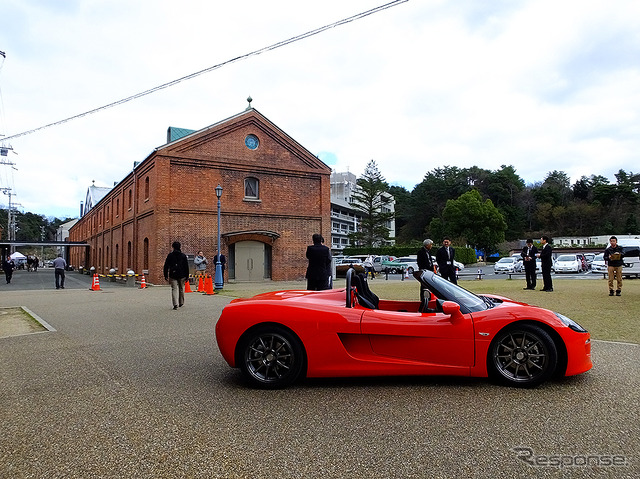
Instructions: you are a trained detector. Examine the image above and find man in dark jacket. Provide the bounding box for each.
[2,256,14,284]
[436,237,457,284]
[604,235,625,296]
[305,234,332,291]
[163,241,190,310]
[417,239,435,272]
[537,235,553,292]
[520,239,538,290]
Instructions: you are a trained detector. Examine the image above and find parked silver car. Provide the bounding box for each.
[494,257,522,274]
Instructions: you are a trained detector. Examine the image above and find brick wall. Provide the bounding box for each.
[69,109,331,285]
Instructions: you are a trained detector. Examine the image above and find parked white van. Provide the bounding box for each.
[617,238,640,278]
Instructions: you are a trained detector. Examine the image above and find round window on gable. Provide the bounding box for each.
[244,134,259,150]
[244,135,260,150]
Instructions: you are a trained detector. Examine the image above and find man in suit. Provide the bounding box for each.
[520,238,538,290]
[537,235,553,292]
[436,237,457,284]
[305,234,332,290]
[417,239,435,272]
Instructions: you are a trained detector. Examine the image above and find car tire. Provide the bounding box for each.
[237,325,306,389]
[487,324,558,388]
[407,267,414,274]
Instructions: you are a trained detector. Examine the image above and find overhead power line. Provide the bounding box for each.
[3,0,408,141]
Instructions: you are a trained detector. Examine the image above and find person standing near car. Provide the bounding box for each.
[521,239,538,290]
[436,237,457,284]
[163,241,190,310]
[305,234,332,291]
[363,254,375,280]
[537,235,553,292]
[604,235,624,296]
[417,239,436,273]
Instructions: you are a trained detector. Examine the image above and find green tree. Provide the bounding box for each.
[348,160,395,248]
[430,189,507,254]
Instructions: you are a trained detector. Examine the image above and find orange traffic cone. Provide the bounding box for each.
[196,275,204,292]
[203,275,215,295]
[90,274,101,291]
[184,277,193,293]
[140,275,147,289]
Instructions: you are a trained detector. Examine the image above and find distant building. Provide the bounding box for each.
[554,235,640,246]
[329,171,396,256]
[68,106,331,284]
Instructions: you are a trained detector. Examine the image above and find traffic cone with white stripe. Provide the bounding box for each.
[140,274,147,289]
[90,274,101,291]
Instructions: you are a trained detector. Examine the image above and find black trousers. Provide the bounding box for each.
[55,268,65,289]
[542,266,553,291]
[524,264,536,289]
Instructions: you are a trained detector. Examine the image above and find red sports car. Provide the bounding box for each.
[215,269,592,389]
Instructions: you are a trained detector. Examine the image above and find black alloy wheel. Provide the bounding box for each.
[488,324,558,387]
[238,325,305,389]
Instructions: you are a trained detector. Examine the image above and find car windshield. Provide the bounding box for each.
[594,253,604,261]
[415,271,488,314]
[556,255,576,262]
[498,258,514,263]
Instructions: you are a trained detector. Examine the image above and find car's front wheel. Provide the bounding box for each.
[237,325,305,389]
[487,324,557,387]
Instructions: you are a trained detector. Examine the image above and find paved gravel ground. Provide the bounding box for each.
[0,271,638,478]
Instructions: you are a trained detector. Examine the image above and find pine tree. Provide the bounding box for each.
[348,160,395,248]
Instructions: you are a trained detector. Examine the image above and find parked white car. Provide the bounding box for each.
[590,253,606,274]
[396,257,420,274]
[554,254,582,273]
[429,256,464,273]
[618,239,640,278]
[494,257,522,274]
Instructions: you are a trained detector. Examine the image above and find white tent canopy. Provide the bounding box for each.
[9,252,26,260]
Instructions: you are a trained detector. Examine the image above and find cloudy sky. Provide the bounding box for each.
[1,0,639,219]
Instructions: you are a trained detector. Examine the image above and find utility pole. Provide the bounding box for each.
[1,188,15,242]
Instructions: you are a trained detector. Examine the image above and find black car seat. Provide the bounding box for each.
[350,274,378,309]
[419,289,436,313]
[357,273,379,309]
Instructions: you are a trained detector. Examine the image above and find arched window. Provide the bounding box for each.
[128,189,133,210]
[244,177,259,199]
[127,241,132,269]
[144,177,150,200]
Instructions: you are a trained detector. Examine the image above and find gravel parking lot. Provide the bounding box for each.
[0,271,638,478]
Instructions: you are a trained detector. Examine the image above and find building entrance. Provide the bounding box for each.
[234,241,266,282]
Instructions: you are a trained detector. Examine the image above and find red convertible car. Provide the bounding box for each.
[216,269,592,389]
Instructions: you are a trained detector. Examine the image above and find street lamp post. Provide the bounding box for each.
[214,184,223,290]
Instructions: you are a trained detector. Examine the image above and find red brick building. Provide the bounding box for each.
[68,107,332,284]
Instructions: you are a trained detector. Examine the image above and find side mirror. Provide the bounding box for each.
[441,301,464,321]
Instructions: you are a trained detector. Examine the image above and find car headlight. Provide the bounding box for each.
[555,312,588,333]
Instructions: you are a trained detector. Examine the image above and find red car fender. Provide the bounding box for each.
[216,294,363,369]
[468,305,592,378]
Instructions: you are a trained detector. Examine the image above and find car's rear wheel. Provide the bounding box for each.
[487,324,557,388]
[407,267,414,274]
[237,325,305,389]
